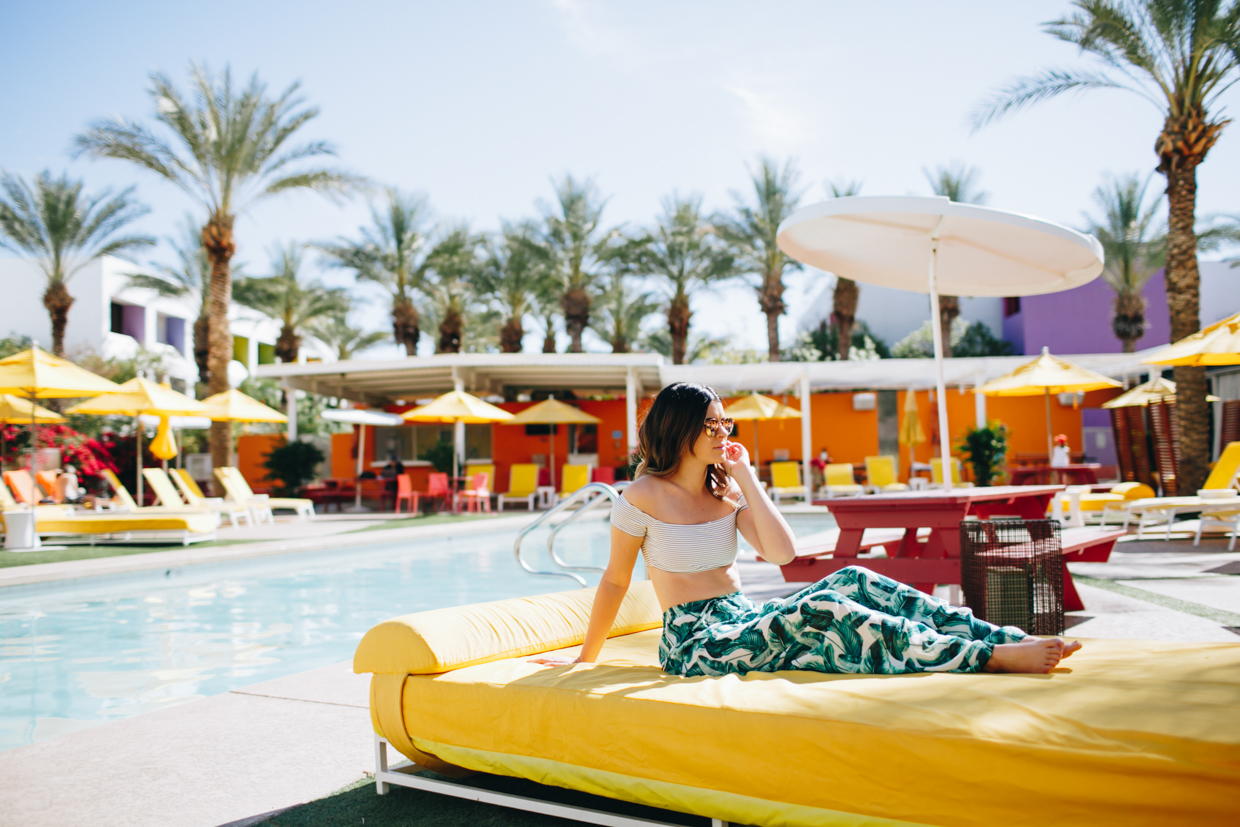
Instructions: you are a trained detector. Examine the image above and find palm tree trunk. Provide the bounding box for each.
[275,324,300,363]
[831,277,859,360]
[668,292,691,365]
[1113,290,1146,354]
[193,312,210,385]
[392,296,420,356]
[437,308,463,353]
[1163,161,1208,491]
[758,274,785,362]
[500,316,524,353]
[42,281,74,356]
[561,288,590,353]
[542,322,557,354]
[938,295,960,358]
[201,215,236,487]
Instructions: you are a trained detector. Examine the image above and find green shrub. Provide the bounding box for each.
[262,439,325,496]
[423,439,456,474]
[958,423,1009,486]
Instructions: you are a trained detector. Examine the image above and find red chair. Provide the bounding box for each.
[426,472,451,512]
[591,466,615,485]
[394,474,421,514]
[458,472,491,513]
[537,467,551,487]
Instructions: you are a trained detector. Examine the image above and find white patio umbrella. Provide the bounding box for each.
[778,196,1104,490]
[321,408,404,512]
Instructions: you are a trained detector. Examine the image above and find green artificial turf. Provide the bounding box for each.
[259,771,709,827]
[1072,574,1240,626]
[0,538,249,568]
[342,512,502,533]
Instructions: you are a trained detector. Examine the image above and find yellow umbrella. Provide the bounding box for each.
[898,389,928,479]
[978,347,1121,461]
[67,378,208,502]
[503,398,601,490]
[199,388,288,423]
[1101,377,1219,409]
[724,392,801,469]
[0,394,64,472]
[1142,311,1240,367]
[402,391,514,491]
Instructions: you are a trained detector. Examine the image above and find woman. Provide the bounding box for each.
[534,382,1079,676]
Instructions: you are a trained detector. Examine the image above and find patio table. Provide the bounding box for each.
[1008,464,1101,486]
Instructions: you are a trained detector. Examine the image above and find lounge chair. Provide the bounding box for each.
[864,455,908,493]
[821,463,863,498]
[1048,481,1155,527]
[497,464,538,511]
[355,584,1240,826]
[3,470,45,505]
[101,469,214,516]
[930,457,974,489]
[0,478,71,518]
[1108,442,1240,538]
[35,470,62,503]
[769,461,808,504]
[143,468,252,527]
[557,464,590,503]
[1,481,215,545]
[214,467,314,520]
[458,472,492,513]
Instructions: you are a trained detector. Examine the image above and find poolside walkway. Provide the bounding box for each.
[0,535,1237,826]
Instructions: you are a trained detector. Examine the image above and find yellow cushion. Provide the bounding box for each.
[770,461,800,488]
[368,631,1240,826]
[1203,441,1240,489]
[24,513,217,533]
[353,582,662,676]
[1110,482,1156,499]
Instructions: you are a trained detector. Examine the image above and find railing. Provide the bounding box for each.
[513,482,619,586]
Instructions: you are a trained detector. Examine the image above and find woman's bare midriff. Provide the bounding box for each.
[647,562,744,613]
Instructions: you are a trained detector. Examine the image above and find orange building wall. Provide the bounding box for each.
[236,433,284,491]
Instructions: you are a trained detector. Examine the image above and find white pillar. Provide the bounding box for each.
[975,385,987,429]
[285,382,298,442]
[453,372,465,468]
[625,367,639,458]
[799,372,813,495]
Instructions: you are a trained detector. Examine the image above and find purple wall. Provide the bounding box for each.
[1003,270,1171,355]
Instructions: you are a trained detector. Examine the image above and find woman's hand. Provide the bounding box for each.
[528,654,581,666]
[719,440,751,478]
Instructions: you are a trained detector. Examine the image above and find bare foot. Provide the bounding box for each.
[983,638,1078,673]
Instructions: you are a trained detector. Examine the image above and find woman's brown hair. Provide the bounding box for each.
[635,382,730,499]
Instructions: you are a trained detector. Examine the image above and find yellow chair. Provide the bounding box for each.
[1110,442,1240,537]
[143,468,251,527]
[769,461,807,504]
[864,456,908,493]
[215,467,314,520]
[1050,481,1155,527]
[929,457,974,489]
[498,464,539,511]
[822,463,863,498]
[558,465,591,502]
[102,469,211,514]
[465,464,494,491]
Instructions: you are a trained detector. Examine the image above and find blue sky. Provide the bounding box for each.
[3,0,1238,357]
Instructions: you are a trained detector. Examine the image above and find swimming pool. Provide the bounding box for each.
[0,512,834,751]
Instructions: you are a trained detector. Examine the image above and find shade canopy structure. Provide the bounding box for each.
[778,196,1105,489]
[1101,377,1218,409]
[978,347,1121,460]
[0,346,125,399]
[321,408,405,512]
[1141,311,1240,367]
[724,392,801,470]
[403,391,514,492]
[502,398,601,491]
[199,389,289,423]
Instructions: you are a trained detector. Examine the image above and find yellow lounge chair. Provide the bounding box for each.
[102,469,217,517]
[497,464,538,511]
[864,455,908,493]
[769,461,808,504]
[215,467,314,520]
[930,457,974,489]
[355,585,1240,827]
[1111,442,1240,538]
[0,479,72,518]
[1,481,214,546]
[557,464,591,503]
[822,463,863,498]
[143,468,252,527]
[1048,481,1155,527]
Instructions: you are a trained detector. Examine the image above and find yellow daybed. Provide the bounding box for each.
[354,583,1240,827]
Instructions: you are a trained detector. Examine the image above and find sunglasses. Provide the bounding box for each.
[703,417,735,437]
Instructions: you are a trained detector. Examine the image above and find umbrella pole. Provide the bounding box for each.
[1045,388,1053,464]
[549,425,556,499]
[453,418,460,513]
[136,417,144,505]
[926,219,953,492]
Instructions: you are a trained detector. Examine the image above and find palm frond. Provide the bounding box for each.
[971,68,1142,130]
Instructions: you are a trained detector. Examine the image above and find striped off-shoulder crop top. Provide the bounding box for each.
[609,492,749,573]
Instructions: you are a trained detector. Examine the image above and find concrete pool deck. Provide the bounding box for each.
[1,532,1238,825]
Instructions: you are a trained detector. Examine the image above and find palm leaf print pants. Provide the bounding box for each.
[660,566,1028,676]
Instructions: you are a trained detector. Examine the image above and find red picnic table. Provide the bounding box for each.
[783,486,1124,612]
[1008,464,1101,486]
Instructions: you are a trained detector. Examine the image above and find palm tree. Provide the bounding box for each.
[475,223,544,353]
[319,188,431,356]
[716,157,805,361]
[636,194,737,364]
[641,329,731,364]
[924,162,988,357]
[1083,173,1165,352]
[0,170,152,355]
[232,244,348,363]
[972,0,1240,491]
[589,271,659,354]
[422,225,484,354]
[825,178,863,359]
[126,215,214,383]
[309,313,388,361]
[531,175,622,352]
[75,63,356,470]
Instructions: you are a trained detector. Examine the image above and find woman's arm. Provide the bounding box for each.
[530,525,643,665]
[721,442,796,565]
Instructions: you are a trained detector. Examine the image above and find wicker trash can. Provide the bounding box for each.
[959,519,1064,635]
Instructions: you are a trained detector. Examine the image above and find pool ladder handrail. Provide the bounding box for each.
[514,482,620,587]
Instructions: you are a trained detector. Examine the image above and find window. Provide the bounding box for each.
[110,302,124,334]
[524,423,557,436]
[1003,297,1021,317]
[465,424,491,460]
[233,335,249,364]
[257,342,276,365]
[569,424,598,454]
[157,313,186,352]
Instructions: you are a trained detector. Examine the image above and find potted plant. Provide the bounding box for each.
[958,423,1009,487]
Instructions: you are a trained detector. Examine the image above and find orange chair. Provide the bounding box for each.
[459,472,492,513]
[394,474,421,514]
[3,470,41,504]
[426,472,452,512]
[36,470,63,503]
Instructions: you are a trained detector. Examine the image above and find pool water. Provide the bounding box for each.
[0,512,834,751]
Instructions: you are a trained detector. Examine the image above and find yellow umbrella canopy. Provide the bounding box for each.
[0,346,124,398]
[1101,377,1219,409]
[65,377,208,417]
[723,393,801,469]
[401,390,514,424]
[1142,311,1240,366]
[898,389,927,446]
[504,398,601,425]
[198,389,288,423]
[0,394,64,424]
